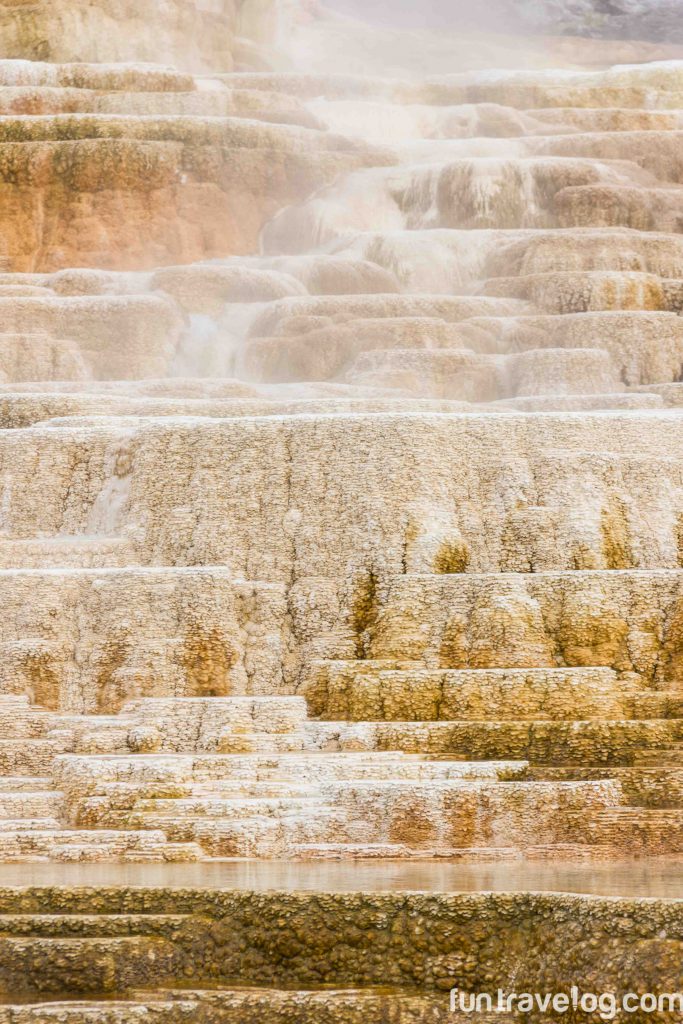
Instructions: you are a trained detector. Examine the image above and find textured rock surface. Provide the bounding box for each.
[0,1,279,71]
[0,97,377,271]
[0,887,679,1009]
[0,0,683,1017]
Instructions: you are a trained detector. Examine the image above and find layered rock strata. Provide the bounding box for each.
[0,0,682,1018]
[0,887,679,1019]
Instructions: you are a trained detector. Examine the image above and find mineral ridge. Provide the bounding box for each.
[0,0,681,1018]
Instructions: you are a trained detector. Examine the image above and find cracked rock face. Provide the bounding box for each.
[0,0,683,1014]
[0,0,280,70]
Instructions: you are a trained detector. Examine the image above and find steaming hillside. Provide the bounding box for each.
[328,0,683,43]
[0,0,682,1017]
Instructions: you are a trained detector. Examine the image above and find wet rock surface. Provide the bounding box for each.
[0,0,682,1017]
[0,887,679,1013]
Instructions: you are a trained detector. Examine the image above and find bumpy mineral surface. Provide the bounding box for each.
[0,0,681,1018]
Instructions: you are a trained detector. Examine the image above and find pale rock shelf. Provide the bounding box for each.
[0,0,681,1016]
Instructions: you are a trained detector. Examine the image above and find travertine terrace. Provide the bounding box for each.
[0,0,682,1017]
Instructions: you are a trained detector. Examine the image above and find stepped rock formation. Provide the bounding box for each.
[0,0,280,69]
[0,0,681,1019]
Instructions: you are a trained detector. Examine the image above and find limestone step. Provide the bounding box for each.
[0,114,356,152]
[332,229,683,295]
[189,781,320,799]
[342,347,624,402]
[488,393,663,413]
[0,741,63,776]
[337,719,683,766]
[134,796,322,818]
[629,693,683,719]
[588,808,683,854]
[140,811,339,850]
[60,752,526,785]
[324,779,620,851]
[367,571,683,683]
[483,228,683,280]
[231,67,683,110]
[250,298,529,357]
[528,766,683,808]
[0,819,62,832]
[0,537,138,570]
[0,112,376,274]
[190,811,345,857]
[0,935,185,995]
[291,841,444,859]
[0,988,461,1024]
[249,306,683,383]
[305,664,648,722]
[177,761,520,792]
[131,797,332,840]
[0,569,284,715]
[524,843,618,860]
[552,183,683,235]
[0,706,57,738]
[0,294,182,380]
[311,98,683,141]
[485,270,681,315]
[532,132,683,183]
[0,829,203,862]
[64,695,314,756]
[137,775,624,857]
[7,418,683,594]
[291,841,620,862]
[0,777,52,793]
[265,152,683,244]
[0,85,320,128]
[0,791,63,818]
[633,743,683,765]
[131,776,619,856]
[211,731,309,754]
[122,696,309,729]
[317,153,679,235]
[445,310,683,388]
[635,382,683,407]
[290,842,522,861]
[527,108,683,133]
[0,881,676,1002]
[0,1002,194,1024]
[0,914,191,938]
[0,718,58,740]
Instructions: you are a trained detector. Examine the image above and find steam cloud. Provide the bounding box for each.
[324,0,683,42]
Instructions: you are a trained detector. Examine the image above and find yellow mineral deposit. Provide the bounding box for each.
[0,0,681,1018]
